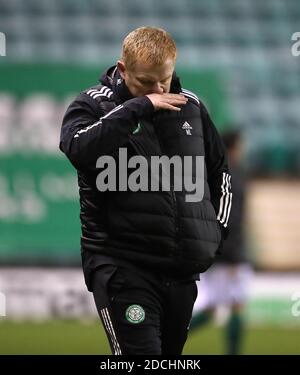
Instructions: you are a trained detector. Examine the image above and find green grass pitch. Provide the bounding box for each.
[0,320,299,355]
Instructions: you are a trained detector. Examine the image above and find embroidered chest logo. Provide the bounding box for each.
[182,121,192,135]
[132,122,142,134]
[125,304,145,324]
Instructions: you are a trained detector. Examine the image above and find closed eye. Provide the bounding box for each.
[137,78,154,85]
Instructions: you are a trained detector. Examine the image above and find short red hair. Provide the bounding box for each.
[121,26,177,70]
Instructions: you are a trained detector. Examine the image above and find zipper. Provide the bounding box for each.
[131,121,180,251]
[129,133,152,157]
[171,186,180,248]
[154,119,180,251]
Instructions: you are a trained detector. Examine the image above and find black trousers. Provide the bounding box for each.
[91,264,198,355]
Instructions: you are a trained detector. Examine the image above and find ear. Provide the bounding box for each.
[117,60,126,79]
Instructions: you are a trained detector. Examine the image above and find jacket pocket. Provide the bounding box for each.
[106,267,127,302]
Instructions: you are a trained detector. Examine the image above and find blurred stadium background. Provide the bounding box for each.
[0,0,300,354]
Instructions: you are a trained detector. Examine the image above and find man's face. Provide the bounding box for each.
[118,58,175,97]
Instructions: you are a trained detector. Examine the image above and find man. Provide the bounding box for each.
[60,27,232,355]
[190,129,251,355]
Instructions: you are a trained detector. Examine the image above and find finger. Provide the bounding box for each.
[159,103,182,111]
[163,95,187,102]
[163,98,188,105]
[163,93,187,98]
[169,98,188,104]
[163,95,188,102]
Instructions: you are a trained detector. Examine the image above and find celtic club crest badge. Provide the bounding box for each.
[125,305,145,324]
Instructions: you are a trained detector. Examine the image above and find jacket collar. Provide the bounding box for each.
[100,65,182,105]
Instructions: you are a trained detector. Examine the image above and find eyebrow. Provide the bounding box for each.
[137,74,171,83]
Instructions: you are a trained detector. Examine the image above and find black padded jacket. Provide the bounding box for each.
[60,66,232,286]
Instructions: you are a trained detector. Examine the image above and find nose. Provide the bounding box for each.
[152,82,164,94]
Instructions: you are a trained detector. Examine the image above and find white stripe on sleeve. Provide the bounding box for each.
[73,105,124,138]
[217,172,232,227]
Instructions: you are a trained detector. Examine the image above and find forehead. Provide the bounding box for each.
[130,58,175,79]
